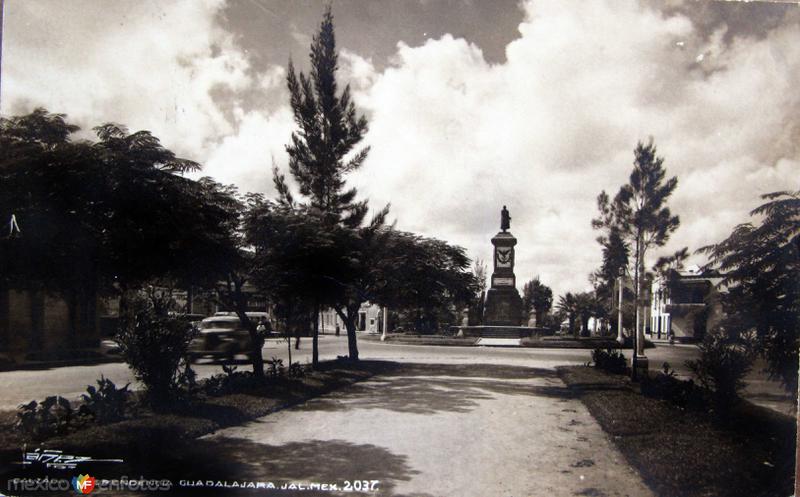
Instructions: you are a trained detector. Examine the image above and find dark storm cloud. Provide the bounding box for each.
[653,0,800,43]
[217,0,524,73]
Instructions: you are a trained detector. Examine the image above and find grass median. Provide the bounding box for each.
[558,365,795,497]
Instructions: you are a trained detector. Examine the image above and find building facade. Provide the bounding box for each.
[319,303,383,334]
[0,287,102,361]
[649,266,723,342]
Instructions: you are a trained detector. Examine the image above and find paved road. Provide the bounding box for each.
[0,336,793,414]
[0,337,583,409]
[193,361,654,497]
[0,336,346,410]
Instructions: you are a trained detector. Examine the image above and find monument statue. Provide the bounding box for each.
[500,205,511,232]
[458,205,547,338]
[482,205,523,326]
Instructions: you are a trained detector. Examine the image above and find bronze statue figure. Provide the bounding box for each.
[500,205,511,232]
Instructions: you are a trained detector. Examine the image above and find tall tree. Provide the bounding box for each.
[278,7,388,360]
[521,277,553,326]
[592,139,679,356]
[699,190,800,393]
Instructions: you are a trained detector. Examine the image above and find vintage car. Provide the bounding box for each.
[188,315,255,363]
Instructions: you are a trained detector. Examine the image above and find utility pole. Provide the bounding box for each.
[616,269,624,344]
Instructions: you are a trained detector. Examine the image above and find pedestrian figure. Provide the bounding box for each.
[295,336,301,350]
[256,317,266,335]
[335,324,340,336]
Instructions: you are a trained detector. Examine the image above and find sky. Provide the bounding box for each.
[2,0,799,299]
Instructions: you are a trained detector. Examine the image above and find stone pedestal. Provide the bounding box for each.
[483,231,523,326]
[483,288,523,326]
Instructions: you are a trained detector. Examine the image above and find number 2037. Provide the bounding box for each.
[343,480,379,492]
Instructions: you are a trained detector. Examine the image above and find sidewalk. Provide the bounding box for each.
[186,362,655,497]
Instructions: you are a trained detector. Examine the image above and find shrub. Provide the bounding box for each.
[80,376,130,424]
[641,362,704,409]
[16,396,73,438]
[687,327,753,413]
[177,360,199,396]
[116,299,198,409]
[288,362,306,378]
[267,357,285,379]
[203,364,259,396]
[591,347,628,374]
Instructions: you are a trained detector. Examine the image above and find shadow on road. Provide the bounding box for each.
[295,362,572,415]
[150,362,568,496]
[83,362,572,496]
[142,437,422,496]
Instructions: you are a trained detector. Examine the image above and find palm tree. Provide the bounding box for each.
[522,276,553,326]
[575,291,607,336]
[557,292,579,336]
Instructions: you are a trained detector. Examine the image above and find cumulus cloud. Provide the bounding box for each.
[4,0,798,299]
[3,0,256,160]
[203,105,293,192]
[346,0,800,297]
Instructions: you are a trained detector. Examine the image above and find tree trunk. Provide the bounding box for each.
[65,291,79,343]
[235,308,264,378]
[285,311,293,366]
[636,243,646,356]
[335,305,359,361]
[346,317,358,360]
[312,300,320,369]
[230,279,264,378]
[632,234,644,380]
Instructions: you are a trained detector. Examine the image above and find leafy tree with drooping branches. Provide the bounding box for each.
[699,190,800,393]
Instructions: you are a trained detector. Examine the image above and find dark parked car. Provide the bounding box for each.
[188,315,264,362]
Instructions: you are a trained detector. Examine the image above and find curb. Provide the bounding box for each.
[0,356,123,372]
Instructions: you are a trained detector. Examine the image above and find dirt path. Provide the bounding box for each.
[195,363,654,497]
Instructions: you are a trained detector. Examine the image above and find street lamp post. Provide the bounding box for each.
[616,268,624,345]
[632,276,650,381]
